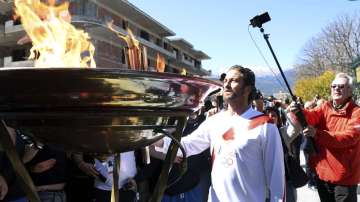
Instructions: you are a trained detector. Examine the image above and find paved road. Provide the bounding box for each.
[297,185,360,202]
[298,151,360,202]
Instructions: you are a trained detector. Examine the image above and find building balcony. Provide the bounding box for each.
[74,16,177,60]
[2,56,34,67]
[93,0,175,37]
[0,20,25,46]
[181,58,194,67]
[0,16,176,62]
[137,37,176,59]
[4,20,24,34]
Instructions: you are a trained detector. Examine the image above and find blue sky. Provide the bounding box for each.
[129,0,359,76]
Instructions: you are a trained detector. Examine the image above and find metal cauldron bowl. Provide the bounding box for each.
[0,67,220,153]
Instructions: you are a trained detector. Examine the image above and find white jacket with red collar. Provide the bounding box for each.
[160,107,285,202]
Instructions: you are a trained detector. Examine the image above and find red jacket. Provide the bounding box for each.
[304,100,360,185]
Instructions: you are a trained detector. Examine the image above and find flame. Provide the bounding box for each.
[156,53,165,73]
[107,21,148,70]
[14,0,96,68]
[181,68,187,75]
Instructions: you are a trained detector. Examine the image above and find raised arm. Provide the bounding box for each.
[155,118,212,157]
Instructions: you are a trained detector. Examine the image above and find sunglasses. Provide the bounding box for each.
[331,84,346,89]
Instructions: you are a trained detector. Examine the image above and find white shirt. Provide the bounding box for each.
[94,151,137,191]
[160,107,285,202]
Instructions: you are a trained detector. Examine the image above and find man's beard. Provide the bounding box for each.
[224,92,238,101]
[223,88,243,102]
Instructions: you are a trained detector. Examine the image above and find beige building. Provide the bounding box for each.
[0,0,211,76]
[273,91,290,101]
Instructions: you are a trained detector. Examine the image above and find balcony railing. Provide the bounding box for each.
[3,56,34,67]
[5,20,24,34]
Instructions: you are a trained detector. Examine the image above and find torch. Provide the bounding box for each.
[250,12,317,154]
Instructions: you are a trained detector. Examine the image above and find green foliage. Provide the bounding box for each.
[353,83,360,102]
[294,70,335,101]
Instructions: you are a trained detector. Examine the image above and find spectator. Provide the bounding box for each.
[74,152,137,202]
[264,106,306,202]
[253,90,265,112]
[290,72,360,202]
[219,73,226,82]
[302,100,318,190]
[93,153,137,202]
[25,144,67,202]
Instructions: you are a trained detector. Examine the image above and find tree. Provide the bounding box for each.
[294,70,335,101]
[296,11,360,79]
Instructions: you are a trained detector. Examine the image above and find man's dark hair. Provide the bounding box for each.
[220,73,226,82]
[254,90,263,100]
[228,65,255,86]
[267,95,275,102]
[264,106,281,127]
[228,65,257,102]
[284,98,290,105]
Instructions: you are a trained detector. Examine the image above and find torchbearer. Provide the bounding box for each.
[154,65,285,202]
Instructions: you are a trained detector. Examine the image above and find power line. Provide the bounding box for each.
[247,25,288,94]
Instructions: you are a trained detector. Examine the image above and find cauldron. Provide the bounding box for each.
[0,68,220,153]
[0,67,221,202]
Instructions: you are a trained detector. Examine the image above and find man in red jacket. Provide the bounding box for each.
[292,72,360,202]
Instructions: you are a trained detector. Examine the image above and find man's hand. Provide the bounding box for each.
[207,107,219,117]
[288,101,301,113]
[0,175,8,200]
[30,158,57,173]
[303,126,316,138]
[78,162,99,178]
[174,156,183,164]
[124,178,137,191]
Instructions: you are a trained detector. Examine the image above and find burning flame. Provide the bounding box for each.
[156,53,165,73]
[14,0,96,68]
[107,21,148,71]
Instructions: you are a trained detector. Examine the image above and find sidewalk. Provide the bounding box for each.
[297,184,360,202]
[298,151,360,202]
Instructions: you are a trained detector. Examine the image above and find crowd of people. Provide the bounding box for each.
[0,65,359,202]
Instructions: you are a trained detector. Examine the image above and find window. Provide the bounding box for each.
[156,38,162,46]
[122,20,128,30]
[194,60,201,68]
[140,30,150,41]
[84,1,97,18]
[183,54,189,61]
[121,49,126,64]
[173,48,178,55]
[163,42,169,50]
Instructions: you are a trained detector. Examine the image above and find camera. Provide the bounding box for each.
[250,12,271,28]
